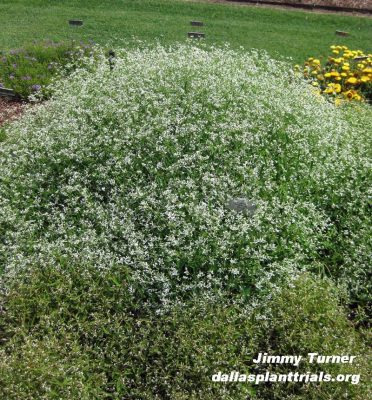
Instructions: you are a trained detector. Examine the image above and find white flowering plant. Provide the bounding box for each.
[0,44,370,399]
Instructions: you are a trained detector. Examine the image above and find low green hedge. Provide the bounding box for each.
[0,262,370,399]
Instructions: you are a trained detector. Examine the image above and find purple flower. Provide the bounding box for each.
[32,84,41,92]
[21,75,32,81]
[0,83,4,88]
[12,63,17,68]
[9,74,15,80]
[9,49,21,55]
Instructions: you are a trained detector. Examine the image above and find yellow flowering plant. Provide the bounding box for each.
[298,45,372,104]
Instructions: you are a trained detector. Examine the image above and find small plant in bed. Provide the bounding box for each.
[0,40,96,101]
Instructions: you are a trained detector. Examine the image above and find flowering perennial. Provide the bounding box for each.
[0,44,370,309]
[0,44,371,399]
[0,40,96,100]
[300,45,372,104]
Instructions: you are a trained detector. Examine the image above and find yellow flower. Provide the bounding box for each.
[342,89,362,101]
[343,90,355,100]
[303,47,368,103]
[334,84,342,93]
[324,83,341,94]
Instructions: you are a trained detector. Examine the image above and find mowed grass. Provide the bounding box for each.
[0,0,371,63]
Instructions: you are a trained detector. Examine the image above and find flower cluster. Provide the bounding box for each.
[0,44,370,311]
[0,40,96,100]
[300,45,372,104]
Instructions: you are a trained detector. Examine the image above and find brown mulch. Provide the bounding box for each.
[249,0,371,9]
[0,98,27,127]
[187,0,372,16]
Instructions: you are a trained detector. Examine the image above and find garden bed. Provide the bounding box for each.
[228,0,372,14]
[0,45,371,399]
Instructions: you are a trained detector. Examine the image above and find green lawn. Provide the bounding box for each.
[0,0,371,63]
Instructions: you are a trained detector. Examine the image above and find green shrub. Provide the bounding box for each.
[0,261,130,399]
[0,334,107,400]
[1,264,369,399]
[252,274,371,400]
[0,260,254,399]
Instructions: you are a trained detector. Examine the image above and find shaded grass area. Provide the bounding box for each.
[0,0,371,63]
